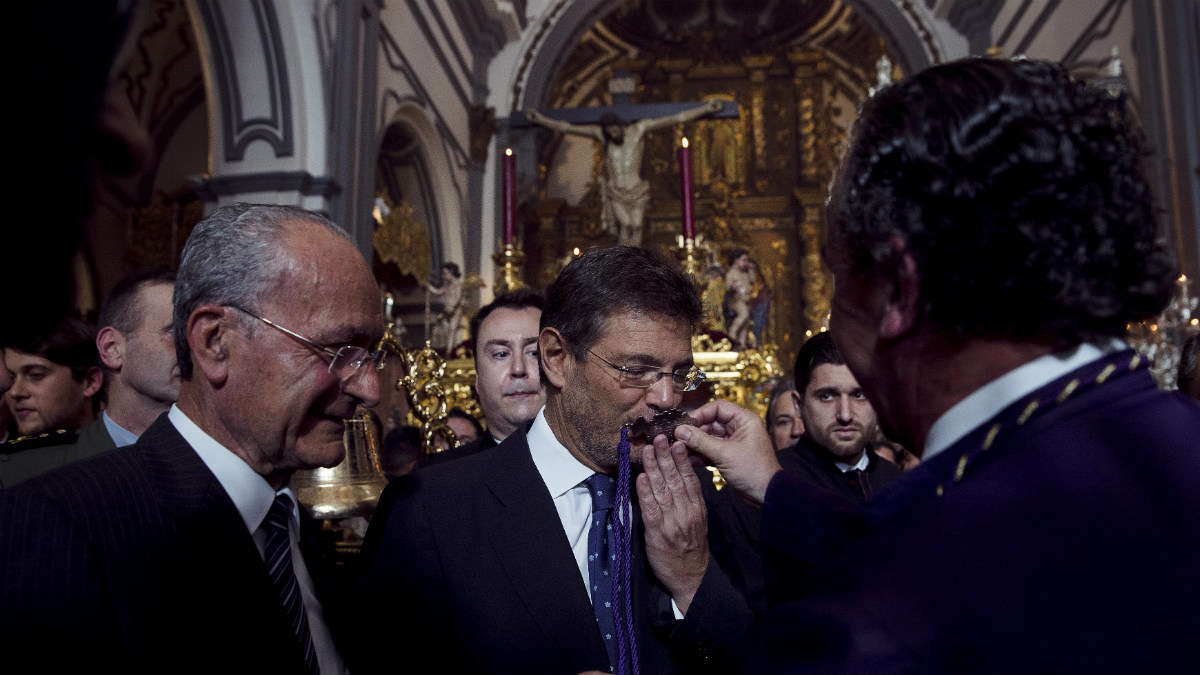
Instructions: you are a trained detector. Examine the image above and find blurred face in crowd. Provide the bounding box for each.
[4,348,101,436]
[474,306,544,441]
[799,363,878,466]
[447,415,480,446]
[117,282,181,405]
[769,390,804,451]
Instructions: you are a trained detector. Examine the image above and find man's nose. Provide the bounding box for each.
[510,353,529,378]
[644,374,679,411]
[7,378,29,399]
[344,364,382,408]
[836,396,854,423]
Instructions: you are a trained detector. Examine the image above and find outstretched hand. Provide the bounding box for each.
[673,399,781,505]
[637,439,709,616]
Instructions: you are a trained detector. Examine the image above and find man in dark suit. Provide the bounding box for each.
[676,58,1200,673]
[419,287,545,467]
[1,203,385,674]
[356,246,755,674]
[778,331,899,504]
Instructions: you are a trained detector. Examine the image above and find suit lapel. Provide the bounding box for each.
[480,432,610,665]
[133,417,315,670]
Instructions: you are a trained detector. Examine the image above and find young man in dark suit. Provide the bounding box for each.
[677,57,1200,673]
[1,204,385,674]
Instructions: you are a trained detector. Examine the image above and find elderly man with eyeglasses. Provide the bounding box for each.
[2,204,383,674]
[355,246,757,675]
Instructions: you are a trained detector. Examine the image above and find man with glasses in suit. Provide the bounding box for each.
[2,203,384,674]
[356,245,755,674]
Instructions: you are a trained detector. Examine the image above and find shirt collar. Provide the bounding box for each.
[527,406,597,497]
[167,404,296,534]
[101,410,139,447]
[923,339,1126,461]
[833,451,870,473]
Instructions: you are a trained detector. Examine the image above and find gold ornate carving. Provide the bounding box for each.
[372,197,432,283]
[796,191,831,335]
[693,344,782,417]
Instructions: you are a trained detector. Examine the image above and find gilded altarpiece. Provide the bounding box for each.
[523,31,880,379]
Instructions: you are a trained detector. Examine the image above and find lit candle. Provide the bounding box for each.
[678,138,695,239]
[503,148,516,245]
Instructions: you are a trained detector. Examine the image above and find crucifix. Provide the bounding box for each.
[513,71,739,246]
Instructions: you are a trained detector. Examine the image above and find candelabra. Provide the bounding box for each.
[493,241,527,297]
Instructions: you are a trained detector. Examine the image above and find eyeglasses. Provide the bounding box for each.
[226,305,385,382]
[585,348,706,392]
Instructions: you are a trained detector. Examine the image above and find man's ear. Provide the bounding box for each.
[187,305,234,385]
[879,238,922,341]
[80,366,104,398]
[538,327,570,390]
[95,326,126,371]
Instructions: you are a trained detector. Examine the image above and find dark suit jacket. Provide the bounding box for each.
[749,351,1200,674]
[417,431,497,469]
[0,415,350,674]
[776,436,901,504]
[354,426,756,674]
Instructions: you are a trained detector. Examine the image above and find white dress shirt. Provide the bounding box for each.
[527,407,685,619]
[923,340,1126,461]
[168,405,347,675]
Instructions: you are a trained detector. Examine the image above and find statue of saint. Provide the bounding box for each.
[724,249,756,350]
[425,262,464,355]
[526,99,723,246]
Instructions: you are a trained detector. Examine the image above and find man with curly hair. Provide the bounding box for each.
[676,57,1200,673]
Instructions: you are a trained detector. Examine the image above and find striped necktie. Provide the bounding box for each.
[263,493,319,674]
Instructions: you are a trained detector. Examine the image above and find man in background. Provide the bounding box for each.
[81,267,179,452]
[420,288,545,467]
[780,331,899,504]
[764,378,803,451]
[1,317,103,488]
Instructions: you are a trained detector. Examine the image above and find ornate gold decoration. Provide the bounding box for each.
[493,242,528,296]
[378,336,457,454]
[372,197,432,282]
[796,193,831,336]
[676,234,705,287]
[693,343,782,417]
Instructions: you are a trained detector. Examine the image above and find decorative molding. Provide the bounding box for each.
[193,0,294,161]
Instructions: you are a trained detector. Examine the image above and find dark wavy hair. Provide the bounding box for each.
[827,57,1176,344]
[793,330,844,394]
[541,246,702,361]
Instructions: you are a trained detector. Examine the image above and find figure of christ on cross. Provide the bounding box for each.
[525,98,725,246]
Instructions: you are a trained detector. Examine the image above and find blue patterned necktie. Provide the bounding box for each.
[584,473,620,673]
[263,494,319,675]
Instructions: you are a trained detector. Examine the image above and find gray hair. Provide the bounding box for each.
[173,203,349,379]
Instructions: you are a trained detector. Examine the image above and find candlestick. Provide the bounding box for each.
[678,138,695,239]
[492,241,527,297]
[503,148,516,245]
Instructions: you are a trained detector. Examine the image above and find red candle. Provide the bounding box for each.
[502,148,516,245]
[678,138,695,239]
